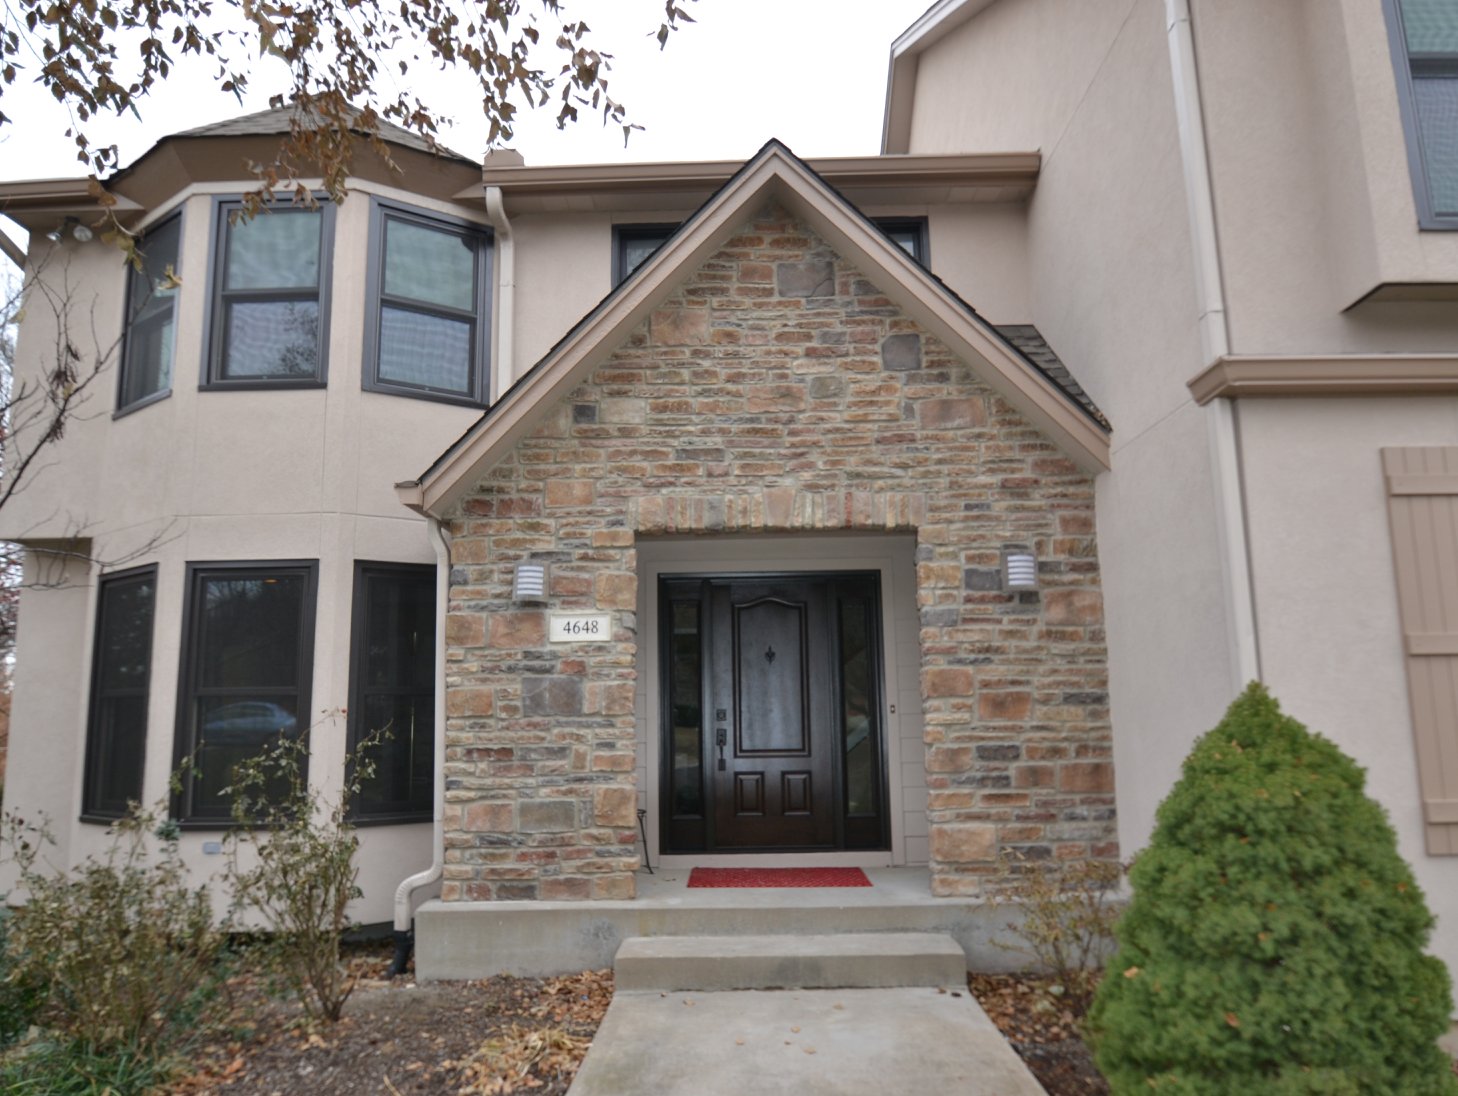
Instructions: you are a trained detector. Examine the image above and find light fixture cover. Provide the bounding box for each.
[1003,551,1038,590]
[512,562,548,602]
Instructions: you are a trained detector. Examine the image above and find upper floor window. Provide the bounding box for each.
[364,201,491,405]
[117,213,181,414]
[172,561,318,823]
[611,217,929,287]
[204,200,335,387]
[874,218,930,266]
[1386,0,1458,227]
[83,566,157,819]
[613,223,679,285]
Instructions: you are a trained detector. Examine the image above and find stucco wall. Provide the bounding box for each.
[440,204,1115,902]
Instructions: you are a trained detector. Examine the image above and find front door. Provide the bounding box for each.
[659,573,888,853]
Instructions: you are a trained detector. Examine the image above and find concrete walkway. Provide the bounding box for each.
[567,985,1048,1095]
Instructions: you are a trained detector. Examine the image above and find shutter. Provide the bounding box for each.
[1383,446,1458,855]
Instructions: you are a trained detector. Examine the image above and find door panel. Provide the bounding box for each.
[659,572,888,854]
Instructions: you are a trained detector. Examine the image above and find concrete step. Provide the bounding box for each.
[613,931,967,991]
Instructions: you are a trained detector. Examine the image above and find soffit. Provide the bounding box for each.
[466,152,1039,214]
[403,140,1107,519]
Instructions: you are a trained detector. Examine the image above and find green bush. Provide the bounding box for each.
[1088,683,1457,1095]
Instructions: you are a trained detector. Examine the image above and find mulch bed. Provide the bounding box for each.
[161,942,1108,1095]
[969,973,1109,1096]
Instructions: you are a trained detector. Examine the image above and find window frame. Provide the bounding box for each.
[116,211,183,418]
[1383,0,1458,230]
[171,559,319,826]
[81,564,158,822]
[201,197,336,390]
[346,561,437,825]
[612,222,681,286]
[363,199,493,407]
[873,217,931,266]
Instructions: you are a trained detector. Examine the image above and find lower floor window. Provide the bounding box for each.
[83,567,157,818]
[348,563,436,820]
[173,561,318,822]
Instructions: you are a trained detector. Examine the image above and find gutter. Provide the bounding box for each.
[485,185,515,400]
[388,515,452,975]
[1165,0,1261,687]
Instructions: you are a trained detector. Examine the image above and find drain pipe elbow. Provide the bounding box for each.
[389,515,452,975]
[485,185,515,399]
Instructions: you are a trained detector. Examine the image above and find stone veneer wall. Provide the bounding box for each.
[441,204,1116,901]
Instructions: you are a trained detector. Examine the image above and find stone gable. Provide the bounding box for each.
[442,204,1115,901]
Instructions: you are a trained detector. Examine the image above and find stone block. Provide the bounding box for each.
[931,824,997,863]
[490,611,547,649]
[651,307,710,345]
[926,746,974,773]
[522,676,584,717]
[881,333,922,371]
[923,667,974,697]
[546,479,594,508]
[446,687,494,717]
[541,876,593,900]
[1043,589,1103,626]
[918,397,986,429]
[594,785,638,827]
[979,692,1032,721]
[445,612,485,648]
[591,874,636,900]
[464,801,514,833]
[519,799,578,833]
[776,259,834,298]
[595,571,638,609]
[1060,761,1114,793]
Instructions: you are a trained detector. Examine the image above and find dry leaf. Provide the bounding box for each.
[803,1047,817,1055]
[790,1026,800,1033]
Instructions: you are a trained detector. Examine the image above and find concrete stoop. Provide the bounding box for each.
[562,931,1049,1094]
[614,931,967,991]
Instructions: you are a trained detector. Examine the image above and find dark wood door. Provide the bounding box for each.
[710,578,835,848]
[659,573,888,853]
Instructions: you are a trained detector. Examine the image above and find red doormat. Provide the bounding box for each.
[686,867,872,888]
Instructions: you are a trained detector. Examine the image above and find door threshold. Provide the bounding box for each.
[657,851,898,870]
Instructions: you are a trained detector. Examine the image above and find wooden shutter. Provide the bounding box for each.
[1384,446,1458,854]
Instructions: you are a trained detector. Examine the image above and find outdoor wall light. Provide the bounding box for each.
[45,217,93,243]
[1002,550,1038,590]
[512,562,549,603]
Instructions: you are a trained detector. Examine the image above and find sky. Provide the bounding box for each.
[0,1,926,183]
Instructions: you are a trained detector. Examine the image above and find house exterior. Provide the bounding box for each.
[2,0,1457,1000]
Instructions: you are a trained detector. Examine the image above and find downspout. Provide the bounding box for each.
[485,185,515,399]
[1165,0,1262,687]
[388,515,452,977]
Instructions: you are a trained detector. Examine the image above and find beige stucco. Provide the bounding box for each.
[1238,396,1458,983]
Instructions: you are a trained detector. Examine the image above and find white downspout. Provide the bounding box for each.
[1165,0,1261,687]
[391,516,452,943]
[485,185,515,399]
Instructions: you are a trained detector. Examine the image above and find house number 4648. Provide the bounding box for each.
[548,613,612,643]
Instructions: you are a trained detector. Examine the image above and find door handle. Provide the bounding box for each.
[715,726,727,770]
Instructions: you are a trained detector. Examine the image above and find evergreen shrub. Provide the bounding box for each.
[1088,683,1457,1095]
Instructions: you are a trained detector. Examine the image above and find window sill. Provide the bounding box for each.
[79,811,128,826]
[113,388,172,420]
[199,379,328,393]
[351,812,433,828]
[362,383,487,411]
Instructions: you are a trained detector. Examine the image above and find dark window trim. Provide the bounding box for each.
[116,209,184,415]
[81,564,158,823]
[363,199,492,408]
[872,217,931,266]
[171,559,319,827]
[200,197,336,390]
[1383,0,1458,230]
[612,222,681,286]
[346,560,437,825]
